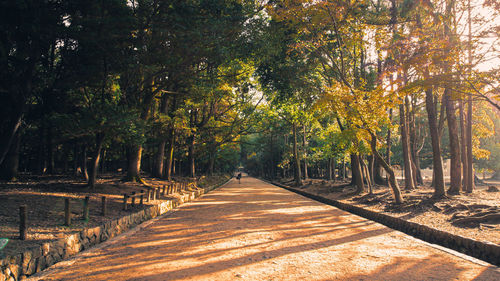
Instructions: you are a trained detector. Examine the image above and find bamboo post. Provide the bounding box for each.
[83,196,90,221]
[123,194,128,210]
[64,198,71,226]
[19,205,27,240]
[140,190,144,206]
[101,196,106,216]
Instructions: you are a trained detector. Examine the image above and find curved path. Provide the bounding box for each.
[31,176,499,280]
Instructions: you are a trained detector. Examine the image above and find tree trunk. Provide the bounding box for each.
[425,88,446,198]
[409,98,423,185]
[292,123,302,186]
[88,133,104,189]
[386,108,393,186]
[154,140,166,178]
[82,145,89,181]
[73,143,79,177]
[360,156,372,194]
[302,125,308,179]
[445,90,462,194]
[466,94,474,192]
[126,144,143,182]
[459,100,468,191]
[46,126,54,174]
[373,156,386,185]
[0,110,23,167]
[327,158,333,181]
[0,130,20,181]
[188,132,195,178]
[369,132,403,204]
[351,154,364,194]
[400,102,415,190]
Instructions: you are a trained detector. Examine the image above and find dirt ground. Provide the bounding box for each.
[292,178,500,246]
[29,176,499,281]
[0,173,228,257]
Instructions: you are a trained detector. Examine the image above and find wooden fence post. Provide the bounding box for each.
[156,188,160,199]
[131,192,136,207]
[83,196,90,221]
[19,205,27,240]
[140,190,144,206]
[147,189,151,202]
[64,198,71,226]
[101,196,107,216]
[162,185,166,196]
[123,194,128,210]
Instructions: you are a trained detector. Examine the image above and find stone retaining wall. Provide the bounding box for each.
[270,181,500,267]
[0,179,229,281]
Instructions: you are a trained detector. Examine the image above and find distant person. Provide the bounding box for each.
[236,172,242,184]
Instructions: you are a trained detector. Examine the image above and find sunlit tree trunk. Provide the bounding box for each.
[292,123,302,186]
[302,125,308,179]
[425,87,446,198]
[400,101,415,190]
[88,133,104,189]
[351,153,364,194]
[445,90,462,194]
[369,132,403,204]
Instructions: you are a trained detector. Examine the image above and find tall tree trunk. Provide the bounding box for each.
[373,156,386,185]
[445,90,462,194]
[425,88,446,198]
[386,108,393,187]
[351,154,364,194]
[0,108,23,167]
[466,0,474,193]
[188,132,196,178]
[400,101,415,190]
[360,156,372,194]
[292,123,302,186]
[73,143,79,177]
[409,98,423,185]
[126,144,143,182]
[302,125,308,179]
[154,140,166,178]
[47,126,54,174]
[82,145,89,181]
[0,130,20,181]
[369,132,403,203]
[88,133,104,189]
[459,100,468,191]
[328,158,333,181]
[165,130,175,181]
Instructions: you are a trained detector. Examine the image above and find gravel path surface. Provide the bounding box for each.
[30,176,500,281]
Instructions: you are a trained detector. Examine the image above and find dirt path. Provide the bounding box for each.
[30,176,500,281]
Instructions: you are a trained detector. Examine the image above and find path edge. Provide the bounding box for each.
[264,179,500,267]
[0,177,232,281]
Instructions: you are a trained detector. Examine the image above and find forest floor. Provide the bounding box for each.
[0,173,228,257]
[281,177,500,246]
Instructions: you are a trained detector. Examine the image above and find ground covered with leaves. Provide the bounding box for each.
[0,174,229,257]
[282,178,500,246]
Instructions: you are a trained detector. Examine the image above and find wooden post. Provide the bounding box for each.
[140,190,144,206]
[162,185,166,195]
[64,198,71,226]
[152,188,156,200]
[147,189,151,202]
[83,196,90,221]
[156,188,161,199]
[101,196,106,216]
[123,194,128,210]
[131,192,136,207]
[19,205,27,240]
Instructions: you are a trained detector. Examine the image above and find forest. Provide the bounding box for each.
[1,0,500,203]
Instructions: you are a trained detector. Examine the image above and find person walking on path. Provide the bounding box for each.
[236,172,242,184]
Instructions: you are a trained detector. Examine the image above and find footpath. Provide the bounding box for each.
[30,176,499,280]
